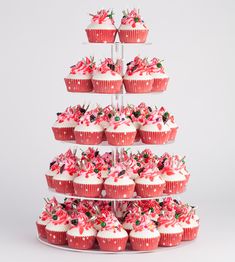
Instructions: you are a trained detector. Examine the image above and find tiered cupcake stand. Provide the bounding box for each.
[37,41,196,253]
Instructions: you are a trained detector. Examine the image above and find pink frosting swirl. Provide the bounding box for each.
[132,214,156,232]
[89,9,115,25]
[78,108,102,126]
[98,212,123,232]
[159,155,186,176]
[148,58,165,74]
[70,57,95,75]
[78,162,102,179]
[50,208,69,226]
[158,211,178,228]
[139,163,163,182]
[107,163,133,182]
[121,9,146,28]
[56,105,86,123]
[95,58,122,75]
[69,212,93,234]
[126,56,150,76]
[109,113,133,130]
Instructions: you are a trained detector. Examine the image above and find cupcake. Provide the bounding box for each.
[104,164,135,199]
[139,110,171,144]
[105,113,136,146]
[52,105,86,141]
[53,150,79,194]
[36,211,51,238]
[118,9,148,43]
[67,213,97,249]
[64,57,95,92]
[45,208,70,245]
[123,56,153,93]
[160,155,187,194]
[73,162,103,198]
[74,109,104,145]
[158,211,183,247]
[96,212,128,251]
[86,9,117,43]
[148,58,169,92]
[135,164,165,197]
[130,214,160,251]
[122,204,140,233]
[138,200,161,222]
[92,58,122,93]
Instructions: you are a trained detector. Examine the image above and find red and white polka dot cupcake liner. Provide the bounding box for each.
[73,183,103,198]
[182,226,199,241]
[130,236,160,251]
[104,184,135,199]
[53,180,74,194]
[52,127,75,141]
[105,131,137,146]
[45,175,54,189]
[169,127,178,141]
[123,79,153,93]
[139,130,170,144]
[135,183,165,197]
[46,229,67,245]
[151,78,169,92]
[67,234,96,250]
[92,79,122,94]
[74,131,104,145]
[159,232,183,247]
[64,78,93,93]
[97,236,128,252]
[164,180,186,194]
[86,29,117,43]
[36,222,47,238]
[118,29,149,43]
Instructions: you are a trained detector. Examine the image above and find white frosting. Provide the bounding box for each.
[130,228,160,238]
[119,24,147,30]
[97,228,128,238]
[101,170,109,179]
[167,121,178,129]
[53,120,77,128]
[66,73,92,80]
[133,121,141,130]
[151,72,168,79]
[105,176,134,186]
[87,23,116,30]
[122,222,133,231]
[45,169,57,177]
[106,122,136,133]
[100,120,109,129]
[158,224,183,234]
[161,171,186,182]
[37,218,49,226]
[135,175,165,185]
[53,171,77,181]
[46,222,70,232]
[180,219,199,228]
[74,123,104,132]
[73,173,103,185]
[67,227,97,237]
[140,123,170,132]
[124,72,153,81]
[92,71,122,81]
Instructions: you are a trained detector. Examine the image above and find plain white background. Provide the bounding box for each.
[0,0,234,261]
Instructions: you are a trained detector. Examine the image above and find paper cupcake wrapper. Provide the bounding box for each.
[118,29,149,43]
[105,131,137,146]
[164,180,186,194]
[152,78,169,92]
[74,131,104,145]
[135,183,165,197]
[104,184,135,199]
[159,232,183,247]
[36,222,47,239]
[139,130,170,144]
[64,78,93,92]
[73,183,103,198]
[169,127,178,141]
[182,226,199,241]
[92,79,122,94]
[123,79,153,93]
[67,234,96,249]
[135,129,141,141]
[52,127,75,141]
[97,236,128,252]
[130,236,160,251]
[45,175,54,189]
[53,180,74,194]
[86,29,117,43]
[46,229,67,245]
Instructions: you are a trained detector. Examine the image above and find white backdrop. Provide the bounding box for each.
[0,0,234,261]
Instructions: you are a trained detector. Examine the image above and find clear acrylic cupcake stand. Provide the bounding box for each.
[37,41,192,253]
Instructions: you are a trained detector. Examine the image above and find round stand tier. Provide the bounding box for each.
[37,235,193,254]
[82,41,152,46]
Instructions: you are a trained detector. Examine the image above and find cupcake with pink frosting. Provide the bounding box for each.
[86,9,117,43]
[135,163,165,197]
[104,164,135,199]
[73,162,103,198]
[52,105,86,141]
[92,58,122,93]
[148,58,169,92]
[74,109,104,145]
[123,56,153,93]
[118,9,148,43]
[67,212,97,249]
[64,57,95,92]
